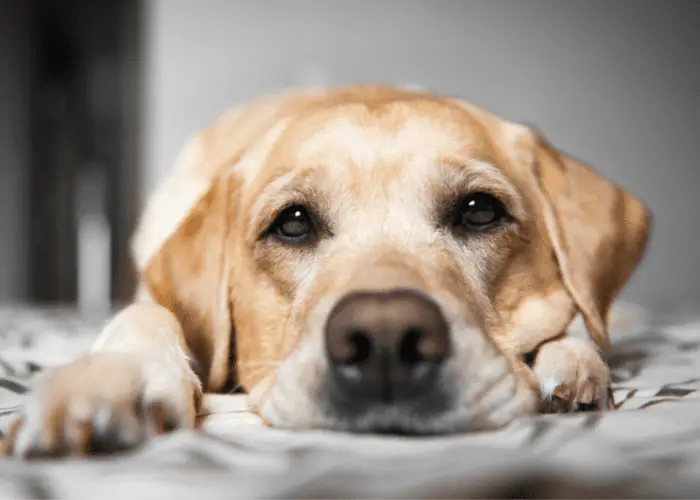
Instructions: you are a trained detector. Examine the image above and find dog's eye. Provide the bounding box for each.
[269,205,315,243]
[456,193,509,231]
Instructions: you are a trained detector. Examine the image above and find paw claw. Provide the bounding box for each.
[551,383,572,401]
[146,401,180,435]
[533,337,611,415]
[578,380,597,405]
[8,352,199,458]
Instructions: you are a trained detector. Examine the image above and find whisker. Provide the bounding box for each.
[515,228,533,245]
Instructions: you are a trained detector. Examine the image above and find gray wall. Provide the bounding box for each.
[142,0,700,310]
[0,2,29,301]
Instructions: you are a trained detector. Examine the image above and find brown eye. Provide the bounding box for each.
[270,205,315,243]
[456,193,509,231]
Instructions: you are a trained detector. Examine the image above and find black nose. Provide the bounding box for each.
[324,289,450,403]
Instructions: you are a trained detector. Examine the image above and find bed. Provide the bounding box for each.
[1,303,700,498]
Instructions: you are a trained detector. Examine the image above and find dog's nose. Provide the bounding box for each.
[325,289,450,402]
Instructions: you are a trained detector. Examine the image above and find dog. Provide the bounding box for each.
[2,85,651,457]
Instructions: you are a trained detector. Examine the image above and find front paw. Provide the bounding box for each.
[532,336,612,413]
[7,351,200,458]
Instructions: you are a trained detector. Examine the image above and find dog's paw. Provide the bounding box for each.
[532,336,612,413]
[8,351,200,458]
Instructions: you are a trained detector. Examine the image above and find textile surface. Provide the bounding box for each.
[1,304,700,498]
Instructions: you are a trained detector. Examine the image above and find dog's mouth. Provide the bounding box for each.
[247,288,539,435]
[320,400,459,436]
[318,365,457,435]
[315,362,535,436]
[250,355,537,436]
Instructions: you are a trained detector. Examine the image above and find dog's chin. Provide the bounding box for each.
[317,398,534,436]
[251,384,538,437]
[321,406,461,436]
[255,391,536,436]
[247,347,540,435]
[309,367,539,436]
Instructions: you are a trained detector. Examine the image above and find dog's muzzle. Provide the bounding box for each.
[322,288,452,430]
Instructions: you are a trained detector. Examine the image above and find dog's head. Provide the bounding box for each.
[136,86,651,434]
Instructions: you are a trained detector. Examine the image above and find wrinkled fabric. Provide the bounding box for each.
[1,305,700,499]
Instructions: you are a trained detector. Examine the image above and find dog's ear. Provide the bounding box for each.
[135,169,238,392]
[452,99,651,353]
[531,135,651,351]
[131,88,336,391]
[500,121,652,353]
[130,123,248,391]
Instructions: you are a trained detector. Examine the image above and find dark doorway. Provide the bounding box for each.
[26,0,142,305]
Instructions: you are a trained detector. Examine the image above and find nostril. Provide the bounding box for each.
[399,327,447,365]
[399,328,424,364]
[333,330,373,365]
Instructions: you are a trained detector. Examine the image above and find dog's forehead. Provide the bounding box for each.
[245,99,508,204]
[279,100,492,169]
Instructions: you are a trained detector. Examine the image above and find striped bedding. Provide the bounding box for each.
[1,304,700,499]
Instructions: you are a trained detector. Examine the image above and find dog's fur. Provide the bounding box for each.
[3,85,651,457]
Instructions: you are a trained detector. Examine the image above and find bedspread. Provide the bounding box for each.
[2,304,700,498]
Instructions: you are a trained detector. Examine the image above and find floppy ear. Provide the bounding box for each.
[131,87,343,392]
[137,173,237,392]
[451,99,651,354]
[517,128,652,353]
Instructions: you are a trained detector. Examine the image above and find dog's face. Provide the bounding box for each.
[139,87,651,434]
[235,99,540,433]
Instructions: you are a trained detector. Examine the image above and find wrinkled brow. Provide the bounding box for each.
[246,159,526,244]
[433,160,528,224]
[245,169,331,244]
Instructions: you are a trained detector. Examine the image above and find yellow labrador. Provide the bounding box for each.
[4,85,651,457]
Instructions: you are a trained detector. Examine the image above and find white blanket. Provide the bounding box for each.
[1,304,700,498]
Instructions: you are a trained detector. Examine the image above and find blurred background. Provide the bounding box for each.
[0,0,697,314]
